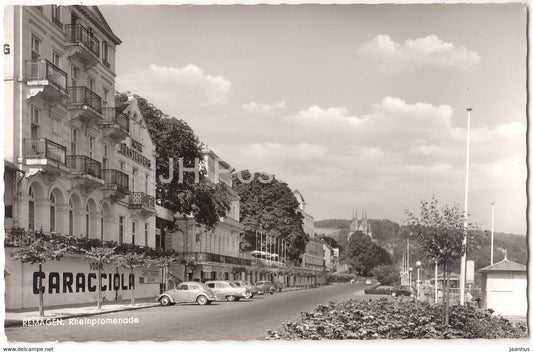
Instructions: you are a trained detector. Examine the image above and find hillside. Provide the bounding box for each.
[315,218,527,268]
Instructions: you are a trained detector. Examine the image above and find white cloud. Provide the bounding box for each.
[287,106,365,126]
[117,64,231,108]
[495,122,526,138]
[357,34,481,72]
[241,101,287,112]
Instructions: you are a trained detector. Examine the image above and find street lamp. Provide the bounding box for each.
[460,108,472,306]
[416,261,422,300]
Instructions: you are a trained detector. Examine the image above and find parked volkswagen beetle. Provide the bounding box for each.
[157,281,216,306]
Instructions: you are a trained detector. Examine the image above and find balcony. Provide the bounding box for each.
[25,59,68,104]
[98,107,129,142]
[24,138,67,174]
[181,252,252,267]
[65,24,100,68]
[67,86,103,125]
[129,192,156,215]
[102,169,129,197]
[67,155,103,187]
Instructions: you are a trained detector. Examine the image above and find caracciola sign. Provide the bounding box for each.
[33,271,135,294]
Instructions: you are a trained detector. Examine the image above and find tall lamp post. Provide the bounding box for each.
[460,108,472,306]
[416,261,422,300]
[491,202,495,265]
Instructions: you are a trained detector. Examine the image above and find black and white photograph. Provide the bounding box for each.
[1,1,529,350]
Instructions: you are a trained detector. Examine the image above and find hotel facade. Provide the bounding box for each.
[4,5,159,309]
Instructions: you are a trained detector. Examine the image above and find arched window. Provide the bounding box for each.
[68,199,73,236]
[28,186,35,231]
[85,204,90,239]
[49,193,56,232]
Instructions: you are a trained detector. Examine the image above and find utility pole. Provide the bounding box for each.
[460,108,472,306]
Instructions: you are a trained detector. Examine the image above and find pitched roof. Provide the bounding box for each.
[478,258,526,273]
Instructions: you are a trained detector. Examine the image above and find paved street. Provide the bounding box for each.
[5,283,367,341]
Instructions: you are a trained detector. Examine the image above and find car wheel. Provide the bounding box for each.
[197,295,209,305]
[235,297,240,301]
[392,292,397,298]
[244,292,253,299]
[227,295,236,302]
[270,289,275,295]
[159,296,171,306]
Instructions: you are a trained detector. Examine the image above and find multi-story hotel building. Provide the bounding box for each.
[165,147,251,282]
[4,5,158,309]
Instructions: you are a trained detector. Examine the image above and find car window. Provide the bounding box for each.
[228,282,237,287]
[176,284,188,290]
[189,285,200,290]
[215,282,225,288]
[233,282,241,286]
[206,283,214,288]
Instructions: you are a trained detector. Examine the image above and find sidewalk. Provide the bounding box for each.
[5,299,159,328]
[5,285,326,328]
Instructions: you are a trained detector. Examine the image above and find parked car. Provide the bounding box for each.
[233,280,259,298]
[255,280,276,295]
[157,281,216,306]
[365,279,373,285]
[391,285,416,297]
[205,280,250,301]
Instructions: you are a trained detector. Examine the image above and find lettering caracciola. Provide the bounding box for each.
[32,272,134,294]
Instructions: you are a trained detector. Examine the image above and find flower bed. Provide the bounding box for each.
[263,298,527,339]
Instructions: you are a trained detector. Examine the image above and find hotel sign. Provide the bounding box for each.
[119,142,151,168]
[32,271,135,294]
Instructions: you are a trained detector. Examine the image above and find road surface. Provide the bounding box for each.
[5,283,367,341]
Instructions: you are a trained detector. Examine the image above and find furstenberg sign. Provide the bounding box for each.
[33,271,135,294]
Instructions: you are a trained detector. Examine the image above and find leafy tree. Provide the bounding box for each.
[117,93,230,230]
[151,251,180,291]
[233,170,308,261]
[317,234,341,252]
[406,197,473,325]
[83,246,116,310]
[341,231,392,276]
[372,264,400,285]
[11,230,69,317]
[113,252,148,306]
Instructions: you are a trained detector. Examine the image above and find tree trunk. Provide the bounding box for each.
[38,263,44,317]
[164,265,168,292]
[97,265,102,310]
[131,267,135,307]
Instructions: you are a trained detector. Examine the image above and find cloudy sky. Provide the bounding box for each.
[100,4,527,235]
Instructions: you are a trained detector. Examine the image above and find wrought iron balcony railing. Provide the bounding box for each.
[26,59,68,93]
[129,192,155,210]
[24,138,67,164]
[101,107,130,133]
[68,86,102,114]
[67,155,102,179]
[65,24,100,58]
[103,169,129,190]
